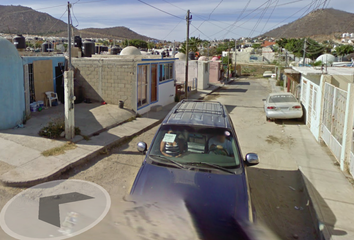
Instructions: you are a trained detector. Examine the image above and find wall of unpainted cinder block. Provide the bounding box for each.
[72,59,135,109]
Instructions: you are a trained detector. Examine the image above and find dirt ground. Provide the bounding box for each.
[0,78,318,240]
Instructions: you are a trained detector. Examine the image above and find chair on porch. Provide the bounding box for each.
[45,91,58,107]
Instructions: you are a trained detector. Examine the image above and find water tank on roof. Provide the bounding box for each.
[110,46,121,55]
[83,40,95,57]
[74,36,82,48]
[95,45,100,54]
[13,34,26,50]
[42,41,53,52]
[189,51,196,60]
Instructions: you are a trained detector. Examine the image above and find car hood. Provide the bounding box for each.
[131,162,251,240]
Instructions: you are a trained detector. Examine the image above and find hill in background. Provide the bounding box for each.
[0,5,152,40]
[262,8,354,40]
[0,5,68,35]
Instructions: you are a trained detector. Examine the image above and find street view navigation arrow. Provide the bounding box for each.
[0,180,111,240]
[38,192,94,227]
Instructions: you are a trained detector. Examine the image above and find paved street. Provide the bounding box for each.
[0,78,317,239]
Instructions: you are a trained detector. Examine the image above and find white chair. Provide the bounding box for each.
[45,91,58,107]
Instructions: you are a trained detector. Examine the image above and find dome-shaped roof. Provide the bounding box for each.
[0,37,25,129]
[316,54,336,64]
[175,52,186,60]
[120,46,142,55]
[198,56,208,61]
[211,56,219,61]
[0,37,21,61]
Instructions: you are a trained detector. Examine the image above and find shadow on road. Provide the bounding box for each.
[219,88,248,93]
[247,166,339,240]
[229,81,251,86]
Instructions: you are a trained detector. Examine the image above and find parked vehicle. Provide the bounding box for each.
[131,100,259,240]
[264,93,303,121]
[262,71,273,78]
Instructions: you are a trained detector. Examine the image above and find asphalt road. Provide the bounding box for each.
[0,77,317,240]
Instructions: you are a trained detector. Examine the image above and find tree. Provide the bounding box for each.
[147,42,155,49]
[179,37,202,54]
[129,39,148,49]
[335,45,354,56]
[282,38,325,59]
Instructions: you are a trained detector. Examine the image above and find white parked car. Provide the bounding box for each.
[264,93,303,121]
[263,71,273,78]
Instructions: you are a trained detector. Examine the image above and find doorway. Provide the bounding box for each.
[151,64,158,102]
[55,63,64,103]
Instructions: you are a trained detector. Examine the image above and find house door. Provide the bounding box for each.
[151,64,158,102]
[137,65,148,108]
[33,60,53,102]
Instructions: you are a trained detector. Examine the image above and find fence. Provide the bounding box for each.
[321,83,348,161]
[301,77,354,178]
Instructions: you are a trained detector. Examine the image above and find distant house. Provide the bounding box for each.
[261,41,276,48]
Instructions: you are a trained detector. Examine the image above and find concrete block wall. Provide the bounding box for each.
[72,58,135,109]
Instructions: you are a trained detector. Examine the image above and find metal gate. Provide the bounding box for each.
[321,82,348,161]
[301,78,320,139]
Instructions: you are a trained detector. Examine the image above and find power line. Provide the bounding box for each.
[248,0,273,38]
[260,0,279,33]
[191,0,224,35]
[71,4,80,28]
[43,9,68,36]
[137,0,184,20]
[190,23,212,40]
[221,0,252,40]
[163,20,183,40]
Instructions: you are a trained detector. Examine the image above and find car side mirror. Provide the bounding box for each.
[245,153,259,166]
[137,142,147,153]
[262,99,266,102]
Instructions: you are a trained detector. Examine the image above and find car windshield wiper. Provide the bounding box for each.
[149,155,186,169]
[184,162,236,174]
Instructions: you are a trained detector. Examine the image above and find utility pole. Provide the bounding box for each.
[285,50,288,67]
[227,42,230,82]
[184,10,192,99]
[234,40,237,77]
[302,39,307,67]
[207,43,210,58]
[65,1,75,140]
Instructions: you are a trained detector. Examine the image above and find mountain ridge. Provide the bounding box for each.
[262,8,354,39]
[0,5,152,40]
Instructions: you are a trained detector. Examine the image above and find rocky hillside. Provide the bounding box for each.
[0,5,68,35]
[0,5,151,40]
[262,8,354,39]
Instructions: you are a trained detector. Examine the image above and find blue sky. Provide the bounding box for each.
[3,0,353,41]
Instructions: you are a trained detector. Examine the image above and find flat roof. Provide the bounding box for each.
[292,66,354,76]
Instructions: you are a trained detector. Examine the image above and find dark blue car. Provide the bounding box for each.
[130,100,260,240]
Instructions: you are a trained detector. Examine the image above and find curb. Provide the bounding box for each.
[1,119,163,188]
[299,167,329,240]
[1,87,223,187]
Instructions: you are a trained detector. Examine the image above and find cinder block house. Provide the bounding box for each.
[72,47,176,114]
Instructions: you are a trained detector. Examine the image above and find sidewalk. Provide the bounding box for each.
[0,84,221,187]
[289,127,354,240]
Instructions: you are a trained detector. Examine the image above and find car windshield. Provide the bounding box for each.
[149,125,241,168]
[269,95,297,103]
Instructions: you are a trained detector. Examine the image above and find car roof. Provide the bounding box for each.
[163,100,231,128]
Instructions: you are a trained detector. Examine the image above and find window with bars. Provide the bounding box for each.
[28,64,35,103]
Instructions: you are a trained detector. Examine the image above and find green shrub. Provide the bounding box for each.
[39,118,81,139]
